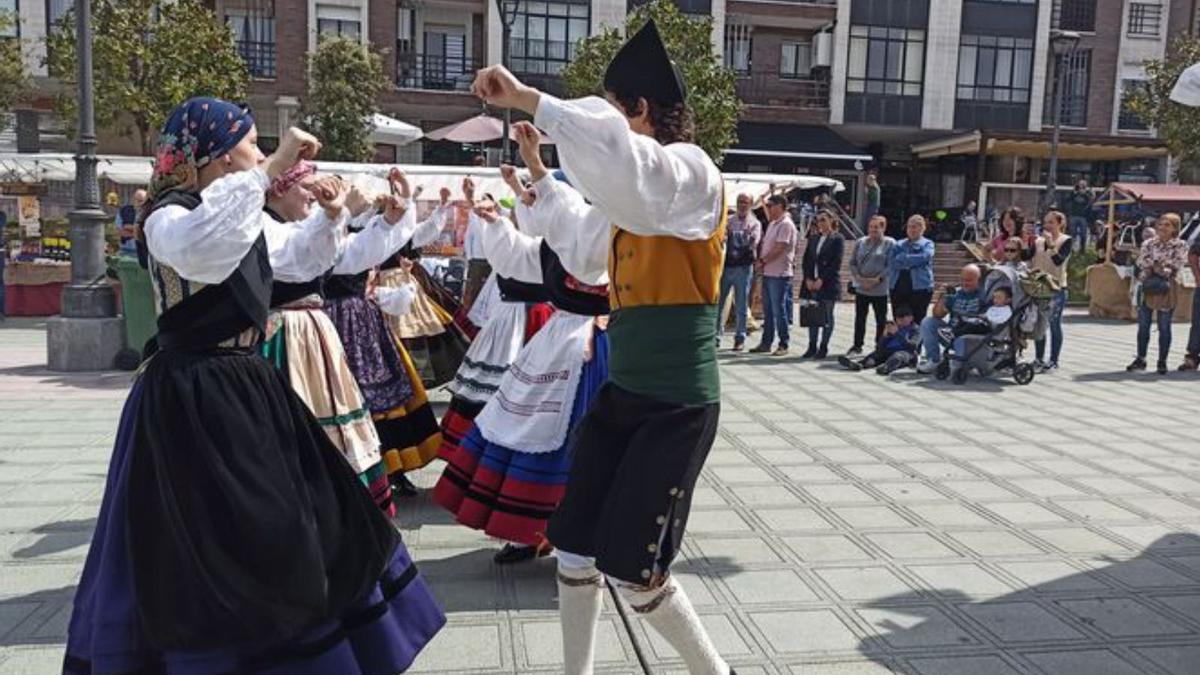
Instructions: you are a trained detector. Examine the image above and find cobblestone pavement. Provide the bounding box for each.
[2,307,1200,674]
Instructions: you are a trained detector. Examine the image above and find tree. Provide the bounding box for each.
[1125,35,1200,181]
[45,0,247,153]
[303,36,390,162]
[0,11,31,131]
[560,0,740,161]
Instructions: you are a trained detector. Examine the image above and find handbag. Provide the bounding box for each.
[799,300,827,328]
[1142,273,1170,296]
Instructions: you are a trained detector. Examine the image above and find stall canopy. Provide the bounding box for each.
[723,172,844,200]
[912,130,1167,161]
[727,123,873,164]
[1106,182,1200,213]
[0,153,155,185]
[367,113,423,146]
[423,114,554,144]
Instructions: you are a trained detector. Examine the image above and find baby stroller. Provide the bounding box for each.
[934,266,1053,385]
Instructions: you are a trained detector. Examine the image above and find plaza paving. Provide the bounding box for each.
[1,307,1200,674]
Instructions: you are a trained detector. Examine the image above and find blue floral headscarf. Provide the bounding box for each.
[149,97,255,202]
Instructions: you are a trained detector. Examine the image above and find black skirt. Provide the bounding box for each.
[127,347,400,649]
[547,383,720,585]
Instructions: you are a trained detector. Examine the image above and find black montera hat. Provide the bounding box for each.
[603,20,687,107]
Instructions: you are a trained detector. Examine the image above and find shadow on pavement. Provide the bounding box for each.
[1072,370,1190,383]
[0,364,133,391]
[13,518,97,560]
[0,585,75,647]
[857,533,1200,675]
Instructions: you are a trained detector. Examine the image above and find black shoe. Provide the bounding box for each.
[390,473,419,498]
[1157,359,1168,375]
[801,346,818,358]
[816,347,828,360]
[493,543,552,565]
[1126,358,1147,372]
[838,355,862,371]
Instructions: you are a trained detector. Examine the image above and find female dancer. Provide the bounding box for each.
[324,169,443,497]
[64,98,443,674]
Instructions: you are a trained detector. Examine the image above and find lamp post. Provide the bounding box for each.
[496,0,520,163]
[46,0,124,371]
[1043,30,1081,214]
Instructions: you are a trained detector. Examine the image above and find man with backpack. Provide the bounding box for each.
[716,193,761,351]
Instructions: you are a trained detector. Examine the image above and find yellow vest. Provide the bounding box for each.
[607,210,727,310]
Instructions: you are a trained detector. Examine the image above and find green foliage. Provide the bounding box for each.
[0,12,31,130]
[303,36,389,162]
[1125,35,1200,181]
[45,0,247,153]
[1067,247,1099,305]
[559,0,740,161]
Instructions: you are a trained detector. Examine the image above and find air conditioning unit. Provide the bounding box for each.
[812,31,833,68]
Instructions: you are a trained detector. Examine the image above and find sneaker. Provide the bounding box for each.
[1126,357,1147,372]
[493,543,552,565]
[916,359,939,374]
[846,346,863,357]
[1032,359,1047,371]
[1178,356,1198,372]
[773,346,790,357]
[749,344,772,354]
[1042,362,1059,373]
[1157,359,1168,375]
[732,340,745,353]
[838,355,862,371]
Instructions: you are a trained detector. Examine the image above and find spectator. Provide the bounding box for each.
[961,201,979,242]
[916,264,986,373]
[717,193,761,351]
[800,210,845,359]
[997,238,1029,271]
[750,195,797,356]
[1179,216,1200,371]
[1128,213,1190,374]
[848,215,894,355]
[1020,219,1039,252]
[864,173,881,223]
[889,215,936,324]
[990,207,1024,260]
[838,305,918,374]
[117,189,148,254]
[1066,180,1092,251]
[1030,210,1072,372]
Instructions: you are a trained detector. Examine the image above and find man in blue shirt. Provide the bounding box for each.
[916,264,985,373]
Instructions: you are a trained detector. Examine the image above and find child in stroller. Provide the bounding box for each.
[838,305,920,375]
[935,266,1045,385]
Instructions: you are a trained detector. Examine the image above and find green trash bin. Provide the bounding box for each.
[113,254,156,365]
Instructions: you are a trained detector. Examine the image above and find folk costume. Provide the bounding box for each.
[458,210,492,318]
[63,98,444,675]
[432,191,609,561]
[258,161,398,515]
[376,203,470,388]
[529,23,734,675]
[324,207,443,494]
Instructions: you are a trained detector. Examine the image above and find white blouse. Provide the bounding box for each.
[517,174,610,286]
[331,207,418,275]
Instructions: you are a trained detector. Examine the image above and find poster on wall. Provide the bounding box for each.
[18,196,40,237]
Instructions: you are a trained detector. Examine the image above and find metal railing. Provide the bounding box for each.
[736,75,829,109]
[396,52,480,92]
[1128,2,1162,36]
[236,40,276,79]
[1052,0,1096,32]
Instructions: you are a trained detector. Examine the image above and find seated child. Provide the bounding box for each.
[950,286,1013,373]
[839,306,919,375]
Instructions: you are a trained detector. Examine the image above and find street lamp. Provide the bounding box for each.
[1043,29,1081,213]
[46,0,124,371]
[496,0,520,163]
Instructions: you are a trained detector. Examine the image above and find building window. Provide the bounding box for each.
[1052,0,1096,33]
[780,41,812,79]
[1118,79,1150,131]
[1128,2,1162,36]
[957,35,1033,103]
[0,0,18,38]
[46,0,70,27]
[847,25,925,97]
[317,4,362,40]
[1052,48,1090,127]
[509,0,590,76]
[227,9,276,79]
[724,23,751,75]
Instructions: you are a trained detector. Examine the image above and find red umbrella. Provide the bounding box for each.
[424,114,554,144]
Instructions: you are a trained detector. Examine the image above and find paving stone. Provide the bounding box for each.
[831,505,912,529]
[750,609,861,653]
[410,622,504,672]
[519,618,627,667]
[782,535,873,563]
[1022,649,1151,675]
[693,537,787,565]
[869,482,949,503]
[947,531,1045,557]
[815,567,916,601]
[981,502,1071,526]
[1000,561,1112,593]
[906,503,993,528]
[1134,645,1200,675]
[722,569,820,604]
[907,655,1024,675]
[856,605,977,648]
[1026,527,1132,555]
[865,533,961,560]
[1055,598,1192,638]
[1085,558,1200,589]
[907,563,1015,599]
[801,483,878,504]
[755,508,837,532]
[730,485,805,506]
[788,660,899,674]
[939,480,1024,502]
[960,601,1087,643]
[1052,499,1149,523]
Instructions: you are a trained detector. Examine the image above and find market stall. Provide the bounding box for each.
[3,258,70,316]
[1087,183,1200,322]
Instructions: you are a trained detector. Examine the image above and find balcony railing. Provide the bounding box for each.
[1052,0,1096,32]
[396,52,480,92]
[236,40,276,79]
[736,75,829,109]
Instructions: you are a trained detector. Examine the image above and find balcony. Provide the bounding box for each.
[236,40,276,79]
[1052,0,1096,33]
[737,75,829,109]
[396,52,480,92]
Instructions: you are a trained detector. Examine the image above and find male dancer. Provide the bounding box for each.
[474,20,732,675]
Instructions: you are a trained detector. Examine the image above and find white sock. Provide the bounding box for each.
[556,555,604,675]
[619,577,730,675]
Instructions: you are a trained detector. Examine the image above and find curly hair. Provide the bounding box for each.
[612,95,695,145]
[1000,206,1024,237]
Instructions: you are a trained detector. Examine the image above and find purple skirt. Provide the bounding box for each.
[63,379,446,675]
[324,295,415,413]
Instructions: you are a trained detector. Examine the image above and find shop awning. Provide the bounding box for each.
[911,130,1167,161]
[727,123,874,163]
